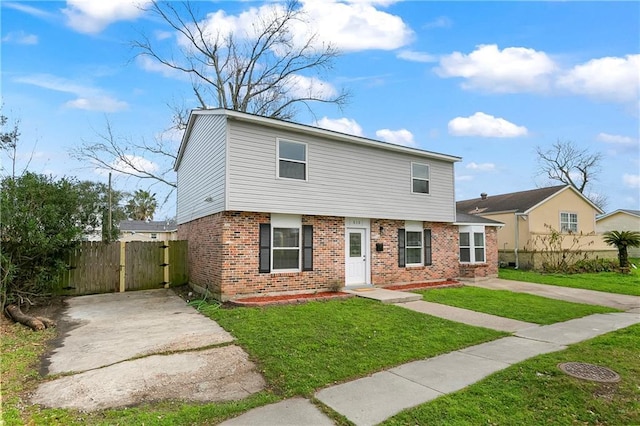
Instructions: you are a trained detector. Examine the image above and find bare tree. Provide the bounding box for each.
[535,139,606,209]
[69,119,177,189]
[71,0,348,193]
[134,0,349,123]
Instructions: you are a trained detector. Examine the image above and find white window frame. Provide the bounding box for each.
[411,162,430,195]
[560,212,578,233]
[271,214,302,272]
[459,225,486,264]
[277,139,307,181]
[405,221,423,266]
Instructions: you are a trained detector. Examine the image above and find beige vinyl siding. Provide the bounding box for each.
[176,114,227,224]
[597,212,640,257]
[226,120,456,222]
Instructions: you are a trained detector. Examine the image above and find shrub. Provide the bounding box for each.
[569,258,619,273]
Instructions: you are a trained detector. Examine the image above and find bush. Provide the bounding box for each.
[569,258,619,273]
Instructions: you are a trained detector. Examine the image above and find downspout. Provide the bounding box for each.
[513,213,520,269]
[514,213,526,269]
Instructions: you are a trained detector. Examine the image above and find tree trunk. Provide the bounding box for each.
[619,246,629,269]
[5,304,56,331]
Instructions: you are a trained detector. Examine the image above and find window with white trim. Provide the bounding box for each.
[411,163,430,194]
[398,221,432,267]
[278,139,307,180]
[560,212,578,233]
[258,214,314,274]
[459,226,485,263]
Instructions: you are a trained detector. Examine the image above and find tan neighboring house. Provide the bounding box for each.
[457,185,613,269]
[119,220,178,242]
[597,209,640,257]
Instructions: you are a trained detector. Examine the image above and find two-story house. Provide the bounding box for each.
[175,109,498,301]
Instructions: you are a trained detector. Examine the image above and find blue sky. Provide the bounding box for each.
[2,0,639,219]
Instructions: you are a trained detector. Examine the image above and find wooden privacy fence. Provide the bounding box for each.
[56,240,188,296]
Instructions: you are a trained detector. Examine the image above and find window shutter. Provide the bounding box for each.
[424,229,432,266]
[259,223,271,273]
[398,228,406,267]
[302,225,313,271]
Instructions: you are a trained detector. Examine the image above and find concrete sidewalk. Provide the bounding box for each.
[222,280,640,426]
[466,278,640,311]
[223,310,640,426]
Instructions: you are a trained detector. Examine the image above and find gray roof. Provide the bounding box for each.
[455,211,504,226]
[119,220,177,232]
[457,185,569,215]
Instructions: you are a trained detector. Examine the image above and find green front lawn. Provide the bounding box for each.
[499,261,640,296]
[203,297,506,397]
[416,286,620,324]
[384,324,640,425]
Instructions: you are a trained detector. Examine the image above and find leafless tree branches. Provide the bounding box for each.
[133,0,348,125]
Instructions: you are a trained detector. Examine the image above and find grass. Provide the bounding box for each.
[202,297,507,397]
[383,323,640,425]
[499,258,640,296]
[0,298,504,425]
[416,286,620,325]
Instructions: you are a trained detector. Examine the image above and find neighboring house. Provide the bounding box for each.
[174,109,501,301]
[597,209,640,257]
[457,185,612,269]
[119,220,178,242]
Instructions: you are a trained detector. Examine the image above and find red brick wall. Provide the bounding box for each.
[370,220,459,285]
[179,212,462,300]
[458,226,499,279]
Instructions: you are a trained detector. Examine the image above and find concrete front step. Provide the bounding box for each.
[344,288,422,304]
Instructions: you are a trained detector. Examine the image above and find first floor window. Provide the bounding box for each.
[459,226,485,263]
[398,223,432,267]
[272,227,300,269]
[560,212,578,233]
[259,214,313,273]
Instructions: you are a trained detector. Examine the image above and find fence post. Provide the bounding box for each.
[163,243,170,288]
[119,241,126,292]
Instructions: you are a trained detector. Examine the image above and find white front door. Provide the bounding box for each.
[345,228,367,285]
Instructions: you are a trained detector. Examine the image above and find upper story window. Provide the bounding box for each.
[278,140,307,180]
[411,163,430,194]
[459,226,485,263]
[560,212,578,233]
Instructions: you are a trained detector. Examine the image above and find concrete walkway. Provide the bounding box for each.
[222,282,640,426]
[466,278,640,311]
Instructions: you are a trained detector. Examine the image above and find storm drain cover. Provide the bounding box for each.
[558,362,620,383]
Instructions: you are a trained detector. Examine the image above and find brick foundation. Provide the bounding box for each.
[179,212,471,300]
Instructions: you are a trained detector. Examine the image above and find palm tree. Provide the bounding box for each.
[602,230,640,270]
[125,190,157,221]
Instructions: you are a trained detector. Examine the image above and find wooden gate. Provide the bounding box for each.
[56,240,188,296]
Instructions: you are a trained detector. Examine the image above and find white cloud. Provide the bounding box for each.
[436,44,557,93]
[65,97,128,112]
[15,73,128,112]
[397,50,437,63]
[455,175,473,182]
[623,174,640,189]
[596,133,637,145]
[465,162,495,171]
[423,16,452,29]
[4,2,55,19]
[62,0,152,34]
[284,74,338,100]
[448,112,528,138]
[2,30,38,45]
[136,56,190,80]
[190,1,413,54]
[375,128,416,147]
[95,155,158,177]
[315,117,364,136]
[557,54,640,104]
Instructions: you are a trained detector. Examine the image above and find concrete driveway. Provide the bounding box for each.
[32,289,265,411]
